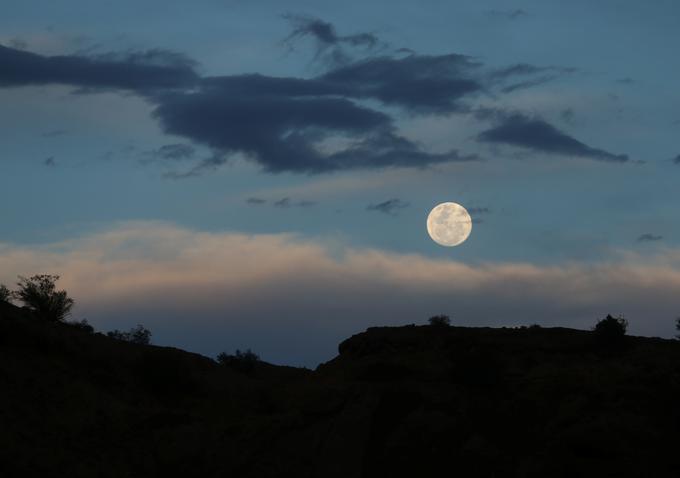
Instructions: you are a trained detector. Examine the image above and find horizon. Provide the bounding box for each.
[2,1,680,367]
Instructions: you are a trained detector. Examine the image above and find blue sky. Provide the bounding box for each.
[2,1,680,366]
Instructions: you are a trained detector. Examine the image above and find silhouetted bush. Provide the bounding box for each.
[13,274,74,322]
[593,314,628,346]
[428,315,451,327]
[0,284,10,303]
[217,348,260,373]
[107,324,152,345]
[67,318,94,333]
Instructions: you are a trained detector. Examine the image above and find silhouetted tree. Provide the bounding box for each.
[0,284,10,303]
[217,349,260,373]
[13,274,74,322]
[428,315,451,327]
[67,318,94,333]
[675,317,680,339]
[107,324,152,345]
[593,314,627,344]
[129,324,152,344]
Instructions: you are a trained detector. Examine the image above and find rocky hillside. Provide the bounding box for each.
[2,301,680,477]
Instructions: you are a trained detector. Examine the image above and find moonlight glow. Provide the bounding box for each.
[426,202,472,247]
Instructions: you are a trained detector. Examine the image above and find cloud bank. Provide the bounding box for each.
[0,222,678,366]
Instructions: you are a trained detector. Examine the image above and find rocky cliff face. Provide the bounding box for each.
[2,302,680,477]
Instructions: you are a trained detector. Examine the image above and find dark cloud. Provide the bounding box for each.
[246,197,315,208]
[43,156,56,167]
[671,154,680,165]
[469,207,490,224]
[205,52,484,116]
[282,14,380,66]
[489,64,576,93]
[148,143,196,161]
[367,198,409,215]
[0,19,573,176]
[478,113,629,162]
[0,44,198,91]
[152,83,473,173]
[319,54,482,114]
[273,197,316,208]
[637,234,663,242]
[283,14,379,49]
[274,198,292,208]
[485,9,528,19]
[500,75,559,93]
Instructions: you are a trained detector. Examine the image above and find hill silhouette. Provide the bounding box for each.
[2,301,680,477]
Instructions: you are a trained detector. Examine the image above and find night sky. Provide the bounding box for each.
[2,1,680,366]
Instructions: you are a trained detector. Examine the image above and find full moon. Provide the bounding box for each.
[426,202,472,247]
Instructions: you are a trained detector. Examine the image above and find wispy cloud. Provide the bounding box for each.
[637,234,662,243]
[485,9,528,20]
[478,112,629,162]
[367,198,409,215]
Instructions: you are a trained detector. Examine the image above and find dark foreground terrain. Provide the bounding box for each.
[2,301,680,477]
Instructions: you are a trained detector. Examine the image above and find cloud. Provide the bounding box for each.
[616,77,635,84]
[152,83,473,173]
[488,63,576,93]
[145,143,196,161]
[274,197,316,208]
[485,9,528,19]
[41,129,68,138]
[0,19,577,175]
[477,112,629,162]
[246,197,315,208]
[317,54,483,114]
[0,44,198,91]
[638,234,663,242]
[274,198,292,208]
[1,222,680,366]
[282,14,380,66]
[366,198,409,215]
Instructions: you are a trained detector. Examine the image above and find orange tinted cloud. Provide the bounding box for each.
[1,221,678,365]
